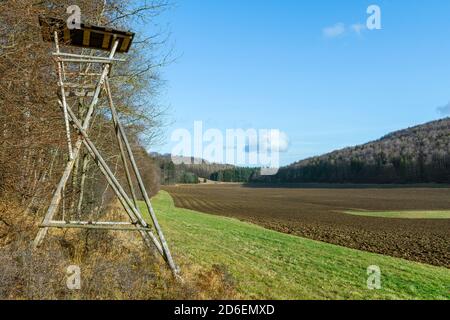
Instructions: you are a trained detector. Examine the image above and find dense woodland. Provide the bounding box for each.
[210,167,259,183]
[152,154,235,184]
[0,1,166,216]
[151,153,260,184]
[255,118,450,184]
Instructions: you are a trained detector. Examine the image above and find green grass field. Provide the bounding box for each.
[142,191,450,300]
[344,210,450,219]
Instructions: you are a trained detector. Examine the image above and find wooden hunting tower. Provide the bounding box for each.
[34,17,179,276]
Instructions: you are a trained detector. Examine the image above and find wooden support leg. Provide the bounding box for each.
[65,104,167,260]
[106,85,140,210]
[104,79,179,275]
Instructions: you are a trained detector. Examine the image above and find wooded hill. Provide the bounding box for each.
[155,118,450,185]
[256,118,450,184]
[151,153,235,184]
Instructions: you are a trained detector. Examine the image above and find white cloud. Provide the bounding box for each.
[323,22,369,39]
[437,102,450,116]
[323,23,346,38]
[270,131,289,153]
[246,130,289,153]
[351,23,367,35]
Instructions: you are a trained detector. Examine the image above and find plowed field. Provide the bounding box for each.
[163,185,450,267]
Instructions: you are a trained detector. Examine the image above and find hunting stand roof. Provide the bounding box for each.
[39,16,135,53]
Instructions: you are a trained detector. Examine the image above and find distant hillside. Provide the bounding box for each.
[151,153,235,184]
[257,118,450,184]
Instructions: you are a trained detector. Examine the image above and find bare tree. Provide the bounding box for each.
[0,0,170,218]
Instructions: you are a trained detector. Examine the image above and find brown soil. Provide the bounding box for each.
[163,184,450,268]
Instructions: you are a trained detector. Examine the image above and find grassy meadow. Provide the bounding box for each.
[345,210,450,219]
[141,191,450,300]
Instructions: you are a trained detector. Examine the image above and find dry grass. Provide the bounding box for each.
[0,199,239,300]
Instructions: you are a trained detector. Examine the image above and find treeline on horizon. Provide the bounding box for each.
[154,156,257,184]
[183,153,450,184]
[257,117,450,184]
[156,117,450,185]
[255,154,450,184]
[156,152,450,185]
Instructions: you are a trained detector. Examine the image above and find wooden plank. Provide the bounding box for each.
[57,58,113,64]
[50,221,135,226]
[102,33,111,49]
[61,83,96,89]
[83,29,91,46]
[64,91,94,98]
[63,28,71,43]
[120,36,131,52]
[52,52,126,62]
[41,222,152,232]
[54,31,74,161]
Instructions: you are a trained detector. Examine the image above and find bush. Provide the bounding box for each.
[0,201,239,300]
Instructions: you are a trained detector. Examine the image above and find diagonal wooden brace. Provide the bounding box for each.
[104,79,179,274]
[64,104,175,269]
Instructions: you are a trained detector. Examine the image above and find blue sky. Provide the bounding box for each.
[143,0,450,166]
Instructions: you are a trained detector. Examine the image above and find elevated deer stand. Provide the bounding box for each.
[34,17,179,276]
